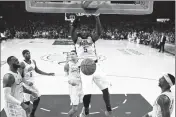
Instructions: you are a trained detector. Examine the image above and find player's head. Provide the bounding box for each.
[80,25,89,39]
[22,49,31,60]
[159,73,175,89]
[70,50,78,61]
[7,56,20,69]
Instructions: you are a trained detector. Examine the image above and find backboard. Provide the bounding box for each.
[25,1,153,15]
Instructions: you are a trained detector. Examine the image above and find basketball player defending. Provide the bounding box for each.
[64,50,83,117]
[70,15,113,117]
[143,73,175,117]
[19,49,55,117]
[3,56,38,117]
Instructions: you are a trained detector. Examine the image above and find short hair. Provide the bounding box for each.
[168,73,175,85]
[22,49,30,55]
[70,50,77,55]
[7,56,15,64]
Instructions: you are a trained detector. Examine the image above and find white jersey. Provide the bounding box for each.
[5,71,24,103]
[23,60,35,82]
[151,91,174,117]
[68,60,81,81]
[67,60,83,105]
[75,37,97,60]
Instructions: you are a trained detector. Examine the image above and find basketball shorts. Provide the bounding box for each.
[69,81,84,105]
[81,63,110,95]
[23,83,40,102]
[4,102,27,117]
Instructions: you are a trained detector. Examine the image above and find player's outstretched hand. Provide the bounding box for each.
[47,73,55,76]
[21,102,31,114]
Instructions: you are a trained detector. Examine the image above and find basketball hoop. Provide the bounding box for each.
[70,15,75,22]
[65,13,76,22]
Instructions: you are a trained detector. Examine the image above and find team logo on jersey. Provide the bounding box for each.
[78,37,93,47]
[70,64,80,73]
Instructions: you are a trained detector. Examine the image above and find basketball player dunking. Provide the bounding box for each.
[70,15,114,117]
[64,50,83,117]
[19,49,55,117]
[3,56,38,117]
[143,73,175,117]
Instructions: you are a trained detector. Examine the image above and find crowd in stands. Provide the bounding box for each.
[1,19,175,50]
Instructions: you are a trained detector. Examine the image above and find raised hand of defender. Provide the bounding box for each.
[21,102,31,114]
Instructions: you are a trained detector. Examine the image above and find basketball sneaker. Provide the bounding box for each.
[79,112,89,117]
[105,111,115,117]
[79,106,91,117]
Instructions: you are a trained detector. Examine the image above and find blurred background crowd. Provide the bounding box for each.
[0,1,175,50]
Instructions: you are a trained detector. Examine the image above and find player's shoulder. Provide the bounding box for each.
[20,61,26,68]
[64,63,69,72]
[31,59,36,64]
[3,73,15,87]
[157,94,170,105]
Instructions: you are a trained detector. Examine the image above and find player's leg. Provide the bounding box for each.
[68,105,79,117]
[68,94,79,117]
[23,83,32,108]
[93,74,113,117]
[68,84,82,117]
[30,84,41,117]
[81,94,91,116]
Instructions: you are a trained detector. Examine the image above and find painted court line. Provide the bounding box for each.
[125,112,131,114]
[123,99,127,104]
[40,108,51,112]
[61,112,68,114]
[90,112,100,115]
[112,106,118,110]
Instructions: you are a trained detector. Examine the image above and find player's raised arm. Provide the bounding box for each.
[70,17,80,44]
[91,15,102,43]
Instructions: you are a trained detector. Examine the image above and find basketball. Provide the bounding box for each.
[81,1,100,10]
[81,58,96,75]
